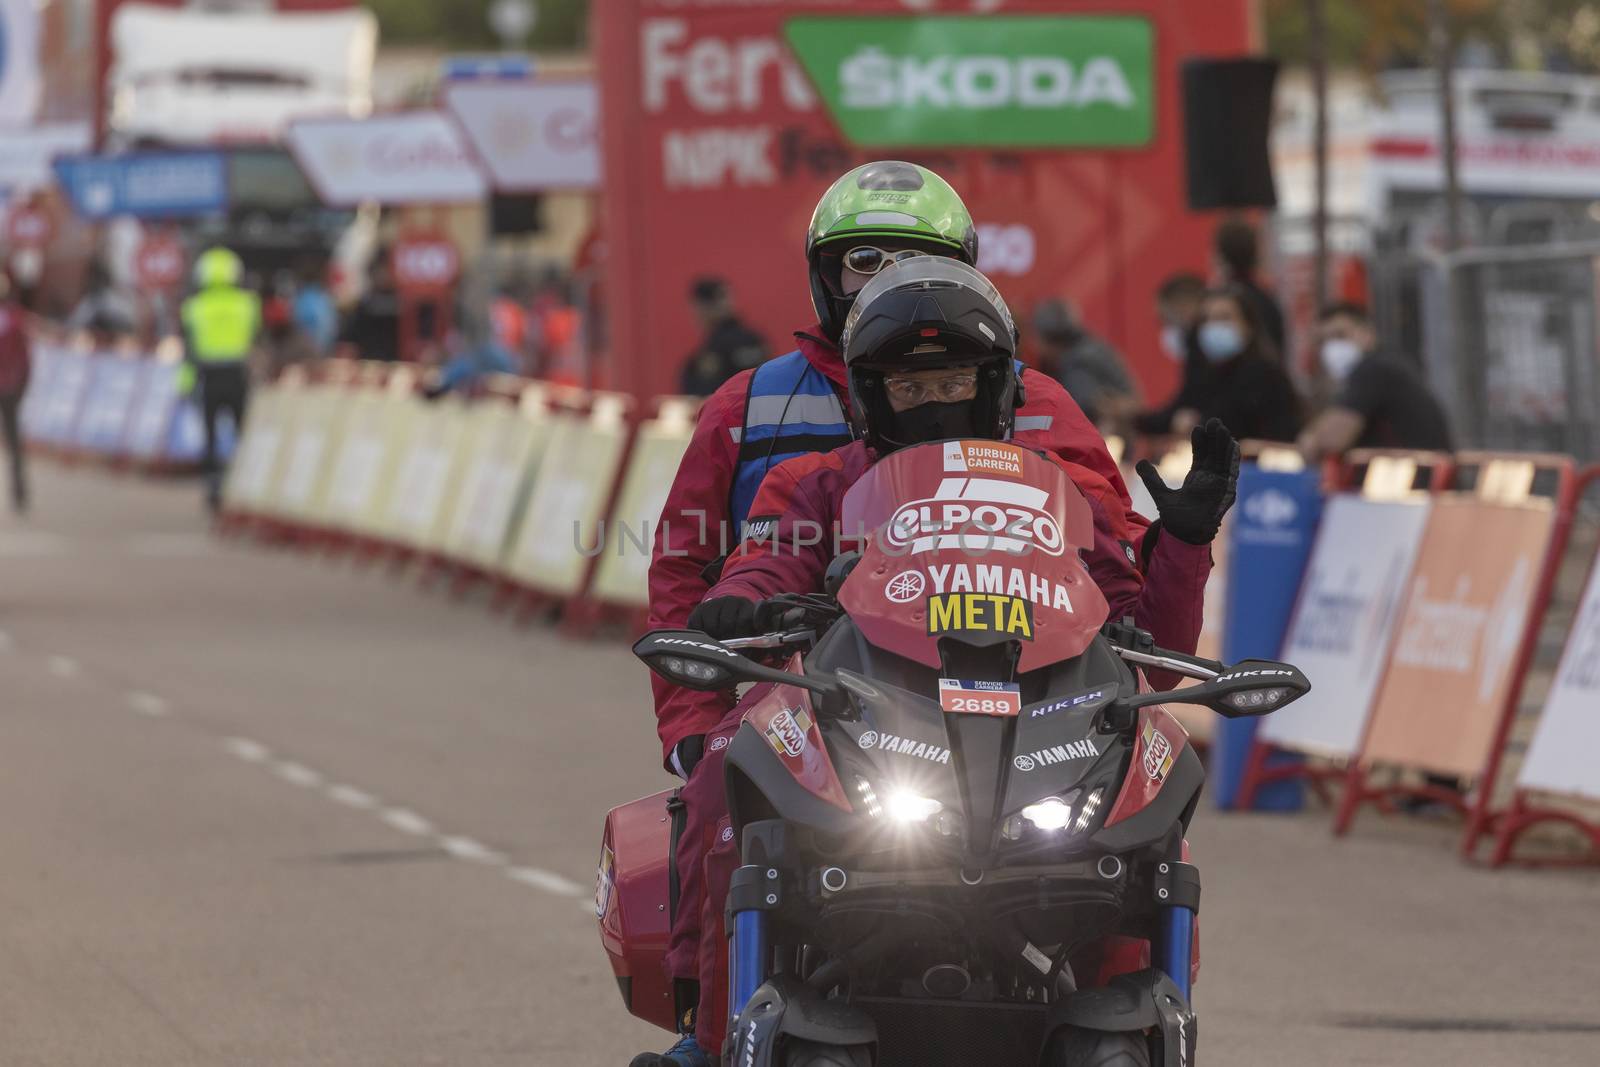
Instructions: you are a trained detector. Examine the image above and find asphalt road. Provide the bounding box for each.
[2,463,1598,1067]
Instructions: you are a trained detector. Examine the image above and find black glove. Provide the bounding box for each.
[671,735,706,779]
[688,596,762,639]
[1135,418,1240,546]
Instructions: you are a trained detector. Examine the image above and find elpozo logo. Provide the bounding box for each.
[885,481,1066,557]
[783,14,1153,148]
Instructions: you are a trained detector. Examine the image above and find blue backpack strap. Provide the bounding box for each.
[729,351,851,532]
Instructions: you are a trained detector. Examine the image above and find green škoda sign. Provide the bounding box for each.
[783,15,1154,149]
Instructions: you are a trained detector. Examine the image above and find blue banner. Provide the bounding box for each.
[54,151,227,220]
[1213,466,1325,810]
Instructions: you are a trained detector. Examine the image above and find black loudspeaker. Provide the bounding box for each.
[1181,58,1279,211]
[491,192,544,236]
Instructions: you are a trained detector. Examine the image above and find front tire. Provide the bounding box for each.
[780,1038,873,1067]
[1042,1029,1152,1067]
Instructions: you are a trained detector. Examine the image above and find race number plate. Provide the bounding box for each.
[938,678,1022,717]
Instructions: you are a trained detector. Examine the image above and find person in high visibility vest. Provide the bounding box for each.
[180,247,260,511]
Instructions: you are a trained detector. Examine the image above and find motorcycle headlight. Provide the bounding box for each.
[1010,786,1107,837]
[885,789,943,824]
[1020,795,1075,831]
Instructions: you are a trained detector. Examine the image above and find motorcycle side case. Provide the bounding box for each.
[725,974,878,1067]
[597,788,677,1033]
[1044,969,1198,1067]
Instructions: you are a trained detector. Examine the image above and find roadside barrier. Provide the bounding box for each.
[1332,453,1579,858]
[21,343,226,469]
[1212,453,1324,811]
[1237,451,1453,809]
[1490,465,1600,866]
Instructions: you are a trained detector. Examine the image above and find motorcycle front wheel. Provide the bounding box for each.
[781,1038,874,1067]
[1042,1029,1152,1067]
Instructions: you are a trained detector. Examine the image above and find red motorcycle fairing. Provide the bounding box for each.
[597,788,677,1032]
[1103,707,1190,829]
[838,440,1108,674]
[740,653,852,814]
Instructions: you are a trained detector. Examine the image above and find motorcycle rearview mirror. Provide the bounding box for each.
[1105,659,1310,726]
[631,630,838,697]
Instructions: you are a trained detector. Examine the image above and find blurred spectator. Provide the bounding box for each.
[678,276,766,397]
[291,257,338,358]
[1138,285,1301,443]
[0,273,31,513]
[340,252,401,362]
[530,276,582,384]
[1032,297,1140,431]
[67,260,138,347]
[1298,302,1452,461]
[1214,218,1287,361]
[424,312,518,399]
[1155,271,1206,366]
[489,282,530,370]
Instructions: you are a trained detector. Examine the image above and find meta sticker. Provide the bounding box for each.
[938,678,1022,717]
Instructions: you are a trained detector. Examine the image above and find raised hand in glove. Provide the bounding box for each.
[1135,418,1240,546]
[688,596,763,639]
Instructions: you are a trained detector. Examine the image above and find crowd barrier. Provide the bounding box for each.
[19,342,230,469]
[37,350,1600,865]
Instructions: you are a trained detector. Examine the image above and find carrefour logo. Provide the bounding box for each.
[784,15,1153,148]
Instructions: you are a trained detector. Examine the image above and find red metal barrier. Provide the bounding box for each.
[1485,463,1600,867]
[1327,453,1580,854]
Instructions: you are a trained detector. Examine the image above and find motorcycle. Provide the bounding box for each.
[598,440,1309,1067]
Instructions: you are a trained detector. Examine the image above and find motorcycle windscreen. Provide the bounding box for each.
[837,440,1107,673]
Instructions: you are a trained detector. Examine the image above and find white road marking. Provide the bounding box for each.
[223,737,271,763]
[440,836,506,865]
[381,808,434,836]
[326,784,378,810]
[47,655,80,678]
[212,740,588,903]
[275,762,323,788]
[126,691,170,717]
[506,867,586,897]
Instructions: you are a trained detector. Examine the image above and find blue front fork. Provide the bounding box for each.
[1160,905,1194,1002]
[729,907,769,1022]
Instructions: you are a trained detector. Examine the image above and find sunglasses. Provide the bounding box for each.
[882,372,978,406]
[841,246,932,276]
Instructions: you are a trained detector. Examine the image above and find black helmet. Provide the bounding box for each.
[839,258,1019,453]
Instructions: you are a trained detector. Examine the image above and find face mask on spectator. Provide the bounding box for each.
[1198,321,1244,363]
[1320,338,1363,381]
[1160,325,1185,362]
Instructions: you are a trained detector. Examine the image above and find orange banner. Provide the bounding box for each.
[1359,498,1555,778]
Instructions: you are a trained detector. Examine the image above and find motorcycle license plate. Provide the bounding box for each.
[938,678,1022,717]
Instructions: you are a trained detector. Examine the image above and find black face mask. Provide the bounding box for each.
[888,400,977,448]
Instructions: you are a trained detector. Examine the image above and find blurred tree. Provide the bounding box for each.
[368,0,587,49]
[1265,0,1517,71]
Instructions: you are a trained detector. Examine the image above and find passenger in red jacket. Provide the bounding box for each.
[648,259,1237,1064]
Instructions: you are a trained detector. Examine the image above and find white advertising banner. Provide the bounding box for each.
[287,112,488,206]
[445,81,600,191]
[0,122,90,192]
[1517,555,1600,800]
[0,0,41,126]
[1259,495,1432,758]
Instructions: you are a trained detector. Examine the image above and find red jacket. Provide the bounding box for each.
[647,326,1158,764]
[710,441,1209,667]
[0,302,30,396]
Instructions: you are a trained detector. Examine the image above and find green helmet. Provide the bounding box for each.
[195,247,243,289]
[806,161,978,342]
